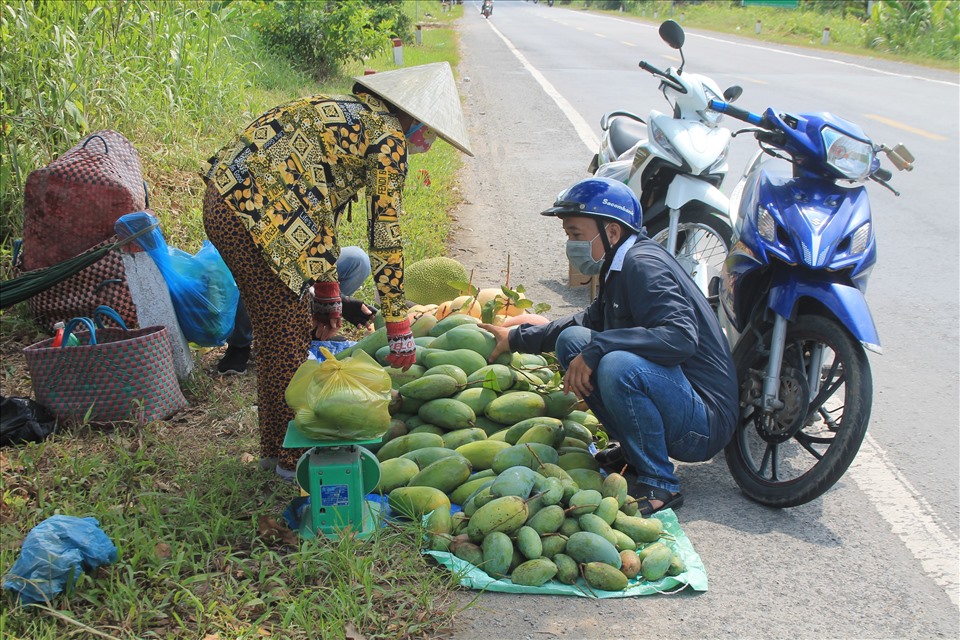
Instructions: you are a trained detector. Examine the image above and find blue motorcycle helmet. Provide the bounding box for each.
[541,176,643,232]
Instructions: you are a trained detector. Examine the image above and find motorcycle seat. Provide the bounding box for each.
[609,117,647,159]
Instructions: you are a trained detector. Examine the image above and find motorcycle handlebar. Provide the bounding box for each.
[709,99,768,128]
[873,167,892,182]
[639,60,685,93]
[639,60,666,76]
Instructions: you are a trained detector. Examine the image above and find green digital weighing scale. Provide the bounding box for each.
[283,421,383,540]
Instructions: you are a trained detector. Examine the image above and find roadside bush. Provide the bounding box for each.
[865,0,959,60]
[253,0,412,81]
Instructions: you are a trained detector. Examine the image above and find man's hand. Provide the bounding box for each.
[478,323,511,363]
[563,354,594,400]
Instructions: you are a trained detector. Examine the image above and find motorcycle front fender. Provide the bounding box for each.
[665,173,729,214]
[768,273,881,353]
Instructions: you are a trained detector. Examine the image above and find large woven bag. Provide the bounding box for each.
[22,131,148,270]
[23,307,187,424]
[19,130,147,330]
[20,236,139,332]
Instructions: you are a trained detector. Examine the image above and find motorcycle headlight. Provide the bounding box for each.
[649,120,682,165]
[821,126,874,181]
[757,206,777,242]
[850,222,871,255]
[707,145,728,174]
[699,87,722,126]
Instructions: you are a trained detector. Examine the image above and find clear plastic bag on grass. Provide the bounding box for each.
[285,349,392,441]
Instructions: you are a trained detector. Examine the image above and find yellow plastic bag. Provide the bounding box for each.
[285,349,392,441]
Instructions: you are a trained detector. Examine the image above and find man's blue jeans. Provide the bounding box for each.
[555,326,711,493]
[228,246,370,349]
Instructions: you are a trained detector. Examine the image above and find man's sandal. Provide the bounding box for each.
[631,482,684,517]
[594,442,629,474]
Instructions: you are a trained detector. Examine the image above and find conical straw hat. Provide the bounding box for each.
[354,62,473,157]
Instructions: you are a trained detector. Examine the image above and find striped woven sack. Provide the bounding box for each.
[22,131,147,271]
[20,236,138,332]
[23,307,187,423]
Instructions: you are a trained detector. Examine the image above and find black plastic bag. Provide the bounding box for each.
[0,396,57,446]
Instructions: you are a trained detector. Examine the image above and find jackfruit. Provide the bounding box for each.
[404,257,470,306]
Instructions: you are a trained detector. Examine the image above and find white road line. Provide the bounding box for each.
[486,15,960,608]
[486,20,599,152]
[848,434,959,606]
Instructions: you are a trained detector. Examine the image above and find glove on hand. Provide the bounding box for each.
[386,318,417,370]
[312,282,342,322]
[341,295,376,327]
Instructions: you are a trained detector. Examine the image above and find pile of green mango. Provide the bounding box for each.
[424,466,687,591]
[354,313,685,592]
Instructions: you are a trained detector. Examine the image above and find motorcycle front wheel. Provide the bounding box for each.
[646,209,731,301]
[725,314,872,507]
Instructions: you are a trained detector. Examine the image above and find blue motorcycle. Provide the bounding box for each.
[709,98,914,507]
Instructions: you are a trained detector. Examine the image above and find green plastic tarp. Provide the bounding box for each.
[422,508,708,598]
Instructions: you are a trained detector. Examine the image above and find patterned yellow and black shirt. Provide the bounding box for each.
[201,91,408,321]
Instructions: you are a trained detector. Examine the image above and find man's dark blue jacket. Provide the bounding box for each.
[509,234,739,457]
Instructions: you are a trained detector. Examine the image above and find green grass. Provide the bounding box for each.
[569,0,959,70]
[0,422,465,639]
[1,1,474,638]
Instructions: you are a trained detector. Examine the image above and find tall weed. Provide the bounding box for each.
[865,0,960,60]
[0,0,259,246]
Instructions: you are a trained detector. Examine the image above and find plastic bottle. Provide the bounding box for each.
[52,322,80,347]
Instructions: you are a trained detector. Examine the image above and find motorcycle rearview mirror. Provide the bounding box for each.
[881,143,915,171]
[658,20,686,72]
[659,20,685,49]
[723,85,743,103]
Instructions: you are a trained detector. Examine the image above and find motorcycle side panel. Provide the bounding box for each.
[654,115,730,175]
[664,173,729,213]
[768,271,881,351]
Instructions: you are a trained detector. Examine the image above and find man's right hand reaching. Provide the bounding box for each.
[479,323,511,363]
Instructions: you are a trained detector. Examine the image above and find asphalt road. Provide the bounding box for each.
[445,2,959,638]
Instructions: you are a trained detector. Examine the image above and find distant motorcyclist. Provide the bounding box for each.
[481,0,493,17]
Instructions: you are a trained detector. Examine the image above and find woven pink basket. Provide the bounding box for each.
[23,317,187,423]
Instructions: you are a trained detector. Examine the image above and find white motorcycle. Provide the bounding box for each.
[588,20,742,302]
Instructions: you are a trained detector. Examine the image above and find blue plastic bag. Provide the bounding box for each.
[115,212,239,346]
[3,515,118,605]
[307,340,357,361]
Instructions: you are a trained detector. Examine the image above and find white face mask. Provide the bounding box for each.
[565,232,604,275]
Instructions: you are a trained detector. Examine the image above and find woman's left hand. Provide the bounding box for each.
[312,316,343,341]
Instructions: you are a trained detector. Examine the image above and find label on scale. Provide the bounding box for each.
[321,485,350,507]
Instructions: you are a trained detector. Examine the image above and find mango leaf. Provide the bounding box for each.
[481,299,499,324]
[515,299,533,309]
[534,303,552,315]
[500,285,520,302]
[515,285,526,294]
[448,281,477,296]
[481,369,502,393]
